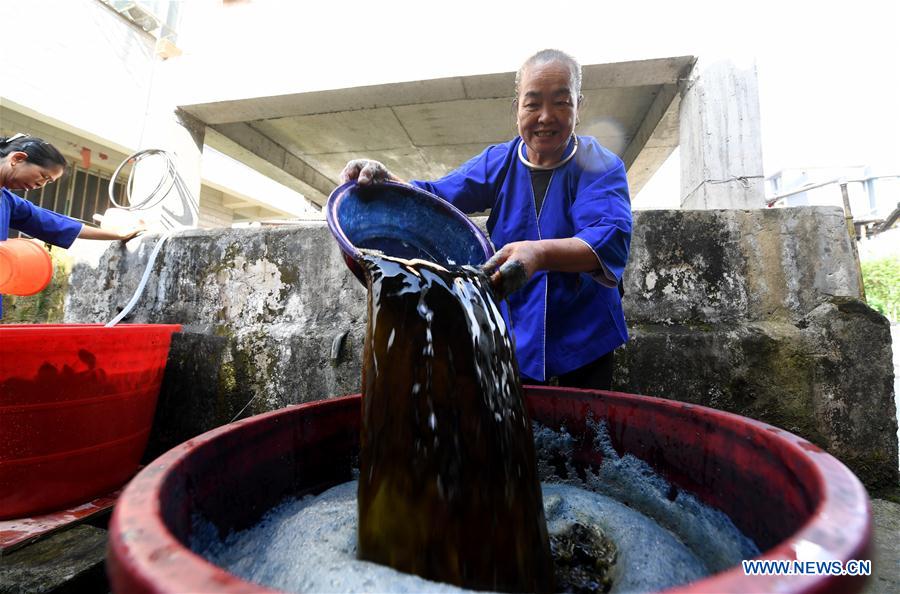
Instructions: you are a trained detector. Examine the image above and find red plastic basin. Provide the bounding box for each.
[0,323,181,519]
[107,387,871,594]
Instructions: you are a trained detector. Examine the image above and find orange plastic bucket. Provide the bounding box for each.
[0,239,53,296]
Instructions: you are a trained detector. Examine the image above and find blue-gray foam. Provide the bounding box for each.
[191,421,760,593]
[532,419,760,578]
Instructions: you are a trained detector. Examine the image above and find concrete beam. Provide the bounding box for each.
[233,206,264,219]
[182,56,696,206]
[206,124,336,207]
[622,83,681,196]
[179,57,695,125]
[1,100,132,172]
[222,197,254,209]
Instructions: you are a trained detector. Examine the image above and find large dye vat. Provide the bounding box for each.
[0,323,181,519]
[107,387,871,593]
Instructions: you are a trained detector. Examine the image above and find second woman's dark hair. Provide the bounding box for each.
[0,134,67,169]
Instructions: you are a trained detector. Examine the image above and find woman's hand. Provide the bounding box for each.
[339,159,402,185]
[482,241,545,299]
[481,238,605,299]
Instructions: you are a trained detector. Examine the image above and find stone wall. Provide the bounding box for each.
[617,210,897,489]
[60,207,898,489]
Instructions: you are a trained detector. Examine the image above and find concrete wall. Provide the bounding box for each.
[60,207,897,489]
[618,208,896,490]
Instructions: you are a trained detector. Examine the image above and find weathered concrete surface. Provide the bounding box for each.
[618,207,897,489]
[60,207,897,488]
[65,223,367,459]
[864,499,900,594]
[679,59,765,209]
[0,525,107,594]
[616,310,897,489]
[624,207,861,323]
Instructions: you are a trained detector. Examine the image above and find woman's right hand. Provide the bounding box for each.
[339,159,401,185]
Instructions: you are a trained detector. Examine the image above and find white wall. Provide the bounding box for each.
[198,186,235,228]
[2,0,156,152]
[2,0,315,225]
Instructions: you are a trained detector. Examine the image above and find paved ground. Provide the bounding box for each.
[865,326,900,593]
[865,498,900,594]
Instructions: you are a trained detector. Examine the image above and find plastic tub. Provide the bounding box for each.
[0,239,53,296]
[0,323,181,519]
[107,388,871,594]
[326,181,494,285]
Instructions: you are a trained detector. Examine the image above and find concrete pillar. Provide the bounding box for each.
[127,61,205,232]
[679,59,765,209]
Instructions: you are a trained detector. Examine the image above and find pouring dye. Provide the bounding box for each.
[328,183,554,590]
[356,252,553,592]
[111,385,872,594]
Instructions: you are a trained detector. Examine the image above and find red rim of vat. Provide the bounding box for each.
[107,389,872,594]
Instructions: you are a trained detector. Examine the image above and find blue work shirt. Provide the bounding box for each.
[0,187,83,315]
[412,135,632,381]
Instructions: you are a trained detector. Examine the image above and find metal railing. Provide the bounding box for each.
[12,164,127,225]
[766,174,900,207]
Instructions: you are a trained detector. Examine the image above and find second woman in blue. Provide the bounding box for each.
[0,133,145,315]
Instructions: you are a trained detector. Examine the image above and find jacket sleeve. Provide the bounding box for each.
[8,191,82,248]
[410,143,511,214]
[570,151,632,283]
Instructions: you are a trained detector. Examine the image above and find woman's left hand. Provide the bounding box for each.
[482,240,544,298]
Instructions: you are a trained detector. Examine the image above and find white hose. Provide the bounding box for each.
[104,149,195,326]
[105,232,172,327]
[109,149,180,212]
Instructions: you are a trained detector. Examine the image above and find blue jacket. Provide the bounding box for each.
[1,187,83,315]
[412,136,632,381]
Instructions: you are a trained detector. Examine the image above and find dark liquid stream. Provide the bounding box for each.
[357,254,554,593]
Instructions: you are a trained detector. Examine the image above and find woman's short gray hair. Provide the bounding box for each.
[515,49,583,98]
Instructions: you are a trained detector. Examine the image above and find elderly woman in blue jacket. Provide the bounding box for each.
[0,133,142,312]
[0,133,142,244]
[341,49,632,390]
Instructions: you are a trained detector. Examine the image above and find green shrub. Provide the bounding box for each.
[861,256,900,323]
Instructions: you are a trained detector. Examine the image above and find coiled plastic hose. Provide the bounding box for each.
[104,149,194,327]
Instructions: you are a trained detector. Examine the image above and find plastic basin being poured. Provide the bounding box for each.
[0,323,181,519]
[325,181,494,285]
[107,388,871,594]
[0,239,54,296]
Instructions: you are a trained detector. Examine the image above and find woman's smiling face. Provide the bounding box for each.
[516,60,579,166]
